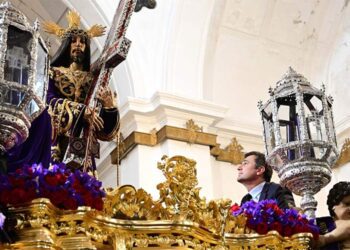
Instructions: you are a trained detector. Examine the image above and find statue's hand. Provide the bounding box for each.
[84,107,104,131]
[97,86,117,109]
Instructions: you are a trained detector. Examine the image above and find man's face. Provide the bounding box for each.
[70,35,86,63]
[236,155,263,183]
[333,195,350,220]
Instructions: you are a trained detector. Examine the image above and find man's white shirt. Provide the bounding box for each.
[248,181,266,202]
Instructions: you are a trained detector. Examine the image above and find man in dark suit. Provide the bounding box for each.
[237,151,295,209]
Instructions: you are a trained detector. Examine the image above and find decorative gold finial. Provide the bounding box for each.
[66,11,80,29]
[225,137,244,164]
[43,10,105,39]
[186,119,203,144]
[334,138,350,168]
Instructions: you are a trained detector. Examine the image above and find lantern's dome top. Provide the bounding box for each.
[269,66,322,98]
[0,1,30,28]
[276,67,310,88]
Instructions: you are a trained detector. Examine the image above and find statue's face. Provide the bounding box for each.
[70,35,86,62]
[333,195,350,220]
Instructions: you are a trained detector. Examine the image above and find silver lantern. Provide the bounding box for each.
[0,1,49,152]
[258,67,338,219]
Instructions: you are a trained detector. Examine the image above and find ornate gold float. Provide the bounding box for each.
[1,156,313,249]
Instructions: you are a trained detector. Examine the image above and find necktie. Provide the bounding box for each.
[241,193,252,205]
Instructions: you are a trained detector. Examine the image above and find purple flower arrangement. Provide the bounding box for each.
[0,163,105,210]
[230,200,319,239]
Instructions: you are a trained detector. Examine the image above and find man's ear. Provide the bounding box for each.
[256,166,265,176]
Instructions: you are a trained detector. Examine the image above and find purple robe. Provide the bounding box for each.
[6,67,119,173]
[47,68,119,170]
[6,109,52,171]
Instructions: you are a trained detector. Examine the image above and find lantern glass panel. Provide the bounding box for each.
[303,95,323,115]
[277,105,300,143]
[310,145,327,159]
[276,95,299,142]
[24,99,39,116]
[280,123,287,144]
[277,104,289,121]
[307,115,327,141]
[4,89,25,106]
[263,101,272,117]
[34,41,47,101]
[327,149,337,166]
[268,153,284,169]
[4,26,32,85]
[304,96,327,142]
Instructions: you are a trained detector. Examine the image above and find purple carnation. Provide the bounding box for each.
[0,162,105,210]
[231,199,319,238]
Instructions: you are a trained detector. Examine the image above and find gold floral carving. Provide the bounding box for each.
[211,137,245,165]
[3,156,313,249]
[104,155,232,235]
[334,138,350,168]
[186,119,203,144]
[186,119,203,132]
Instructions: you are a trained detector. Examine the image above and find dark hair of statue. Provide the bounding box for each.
[50,35,91,71]
[244,151,273,182]
[327,181,350,217]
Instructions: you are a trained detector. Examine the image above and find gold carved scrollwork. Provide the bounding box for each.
[156,156,231,234]
[226,137,244,164]
[334,138,350,168]
[4,156,313,249]
[186,119,203,144]
[103,185,166,220]
[211,137,245,165]
[104,155,232,235]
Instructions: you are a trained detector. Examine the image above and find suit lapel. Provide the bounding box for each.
[259,183,269,202]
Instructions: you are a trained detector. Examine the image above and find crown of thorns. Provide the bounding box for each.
[43,10,105,39]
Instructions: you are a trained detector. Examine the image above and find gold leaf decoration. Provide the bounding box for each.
[226,137,244,164]
[4,156,313,249]
[186,119,203,144]
[334,138,350,168]
[66,10,80,29]
[42,21,65,38]
[86,24,106,38]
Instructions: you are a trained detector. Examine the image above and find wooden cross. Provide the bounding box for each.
[64,0,137,170]
[87,0,137,105]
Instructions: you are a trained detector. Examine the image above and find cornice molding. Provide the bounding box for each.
[214,118,263,137]
[335,115,350,140]
[110,92,265,166]
[118,91,229,142]
[111,123,244,165]
[120,91,229,118]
